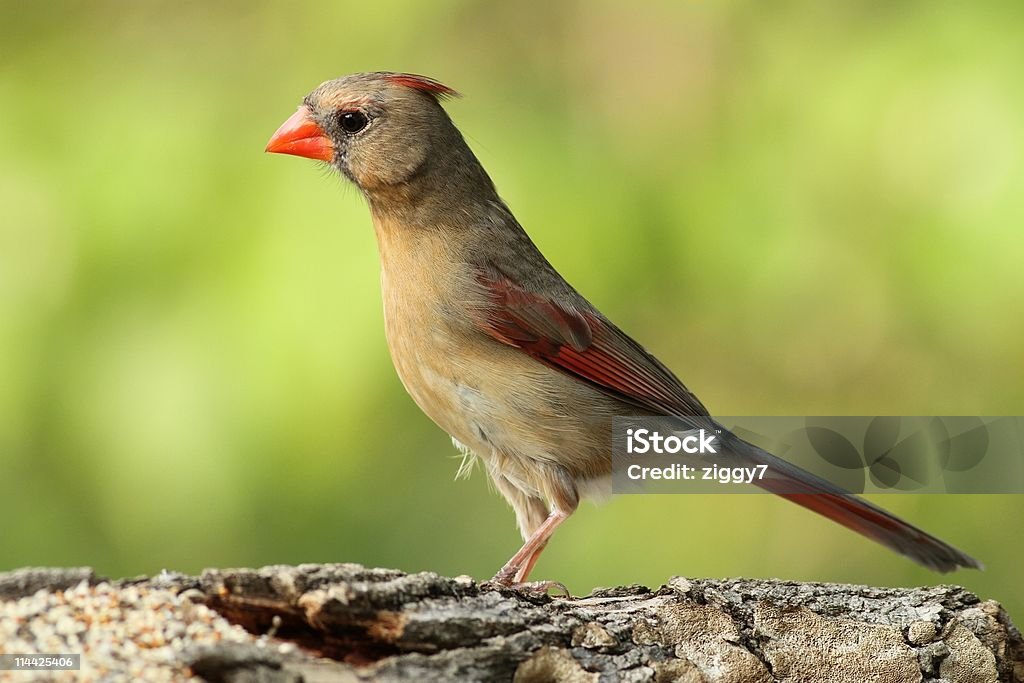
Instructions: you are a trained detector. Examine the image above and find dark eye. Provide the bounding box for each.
[338,111,368,134]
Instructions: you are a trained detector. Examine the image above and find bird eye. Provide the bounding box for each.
[338,111,368,134]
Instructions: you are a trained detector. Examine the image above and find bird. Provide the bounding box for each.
[265,72,980,589]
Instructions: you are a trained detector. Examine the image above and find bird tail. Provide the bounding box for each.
[720,430,982,573]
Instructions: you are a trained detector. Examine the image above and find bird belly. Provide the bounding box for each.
[383,302,616,505]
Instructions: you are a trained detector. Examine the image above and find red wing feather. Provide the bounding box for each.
[476,270,708,417]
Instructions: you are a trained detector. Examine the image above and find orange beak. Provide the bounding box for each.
[265,106,334,162]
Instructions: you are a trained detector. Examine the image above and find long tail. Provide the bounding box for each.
[721,430,982,573]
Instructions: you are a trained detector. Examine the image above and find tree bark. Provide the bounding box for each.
[0,564,1020,682]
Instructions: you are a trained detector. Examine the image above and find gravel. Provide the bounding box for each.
[0,580,293,682]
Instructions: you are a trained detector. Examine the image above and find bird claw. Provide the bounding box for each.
[482,576,572,599]
[520,580,572,598]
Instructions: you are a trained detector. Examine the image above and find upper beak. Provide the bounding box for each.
[265,106,334,161]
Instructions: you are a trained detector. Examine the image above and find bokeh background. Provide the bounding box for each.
[2,1,1022,620]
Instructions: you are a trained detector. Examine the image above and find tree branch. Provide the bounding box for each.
[0,564,1019,682]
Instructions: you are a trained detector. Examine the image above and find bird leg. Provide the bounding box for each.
[490,509,568,588]
[513,540,548,583]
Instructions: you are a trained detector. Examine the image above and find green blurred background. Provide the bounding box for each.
[2,1,1022,619]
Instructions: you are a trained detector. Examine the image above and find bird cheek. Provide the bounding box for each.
[339,153,376,189]
[334,152,358,184]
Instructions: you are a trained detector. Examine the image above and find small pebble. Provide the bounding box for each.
[907,620,937,645]
[0,581,263,682]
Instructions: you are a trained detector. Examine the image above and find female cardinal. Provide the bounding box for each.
[266,72,979,588]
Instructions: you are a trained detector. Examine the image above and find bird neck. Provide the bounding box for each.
[364,134,501,233]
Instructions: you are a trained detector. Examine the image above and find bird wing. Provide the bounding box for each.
[474,267,709,417]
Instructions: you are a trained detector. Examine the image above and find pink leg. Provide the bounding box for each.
[490,510,569,585]
[513,541,548,583]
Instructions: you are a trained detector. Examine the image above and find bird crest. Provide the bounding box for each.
[384,73,460,100]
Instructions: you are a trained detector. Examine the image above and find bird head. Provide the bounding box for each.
[265,72,461,193]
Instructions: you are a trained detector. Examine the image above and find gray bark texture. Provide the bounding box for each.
[0,564,1021,683]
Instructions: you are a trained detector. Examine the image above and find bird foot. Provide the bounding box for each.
[482,575,571,599]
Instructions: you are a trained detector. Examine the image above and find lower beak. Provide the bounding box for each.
[265,106,334,161]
